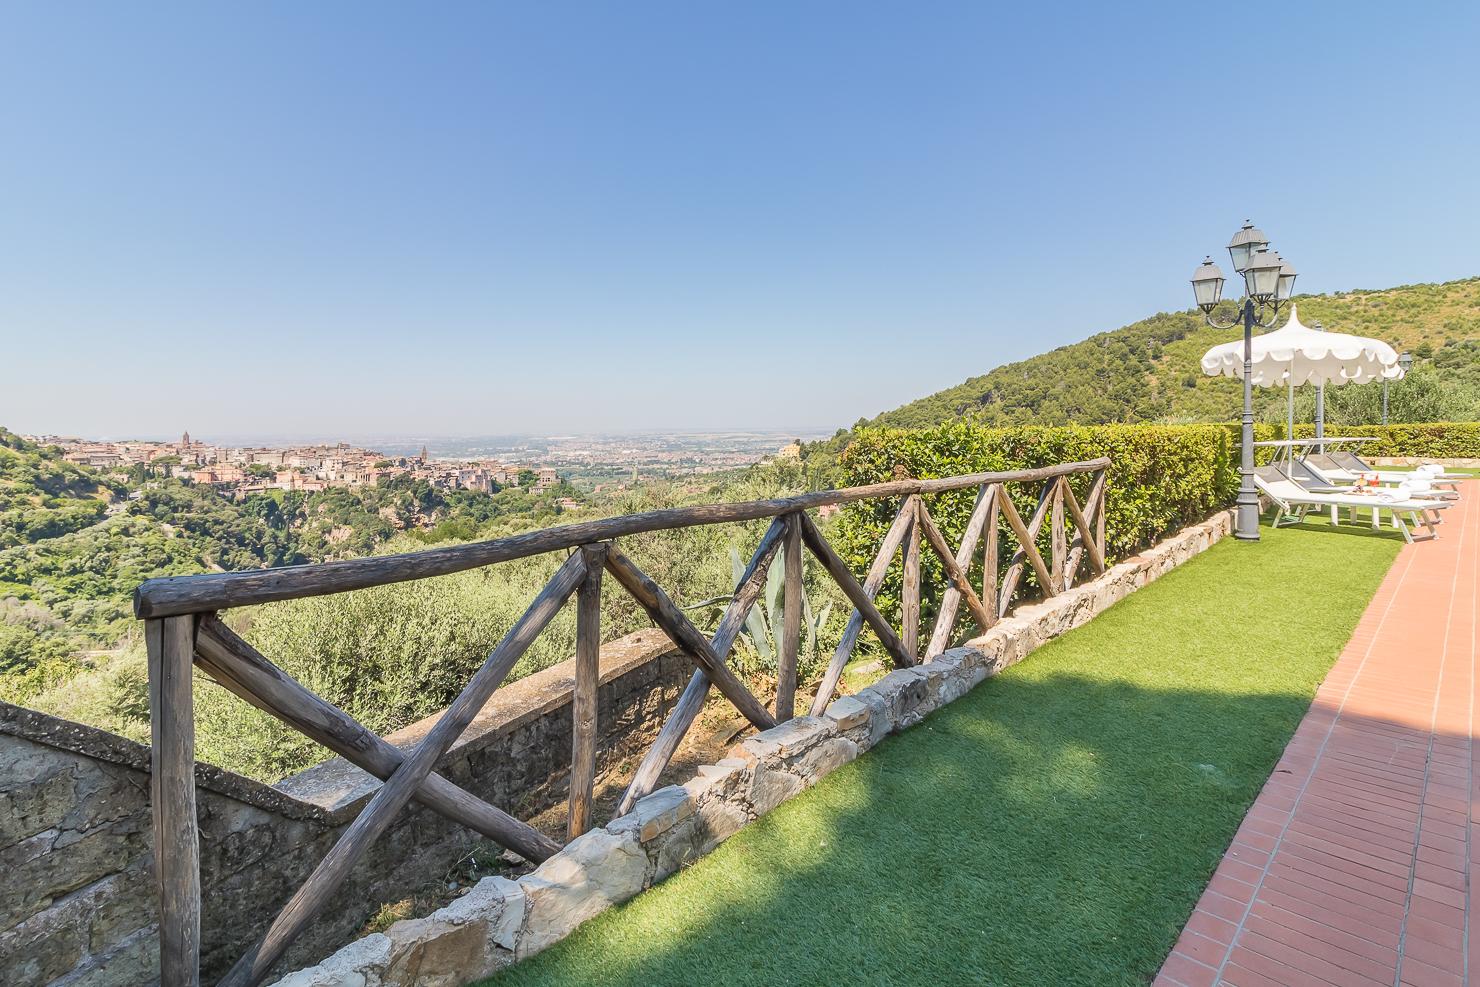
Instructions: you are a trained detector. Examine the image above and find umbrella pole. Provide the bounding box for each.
[1287,377,1295,470]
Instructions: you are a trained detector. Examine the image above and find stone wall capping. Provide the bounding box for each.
[606,785,693,844]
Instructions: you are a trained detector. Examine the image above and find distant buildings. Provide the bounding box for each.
[30,431,564,501]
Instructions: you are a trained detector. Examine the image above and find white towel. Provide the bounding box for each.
[1384,482,1414,503]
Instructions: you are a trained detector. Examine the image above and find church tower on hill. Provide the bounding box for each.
[182,430,191,446]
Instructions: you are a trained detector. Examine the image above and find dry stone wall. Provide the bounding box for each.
[271,509,1236,986]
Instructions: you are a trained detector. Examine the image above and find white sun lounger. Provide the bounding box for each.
[1283,459,1448,527]
[1253,465,1449,543]
[1326,448,1466,484]
[1303,454,1460,501]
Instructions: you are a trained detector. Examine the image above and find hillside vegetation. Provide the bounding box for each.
[860,277,1480,431]
[0,430,845,781]
[0,429,587,705]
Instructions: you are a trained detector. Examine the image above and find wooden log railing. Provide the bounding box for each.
[135,457,1108,986]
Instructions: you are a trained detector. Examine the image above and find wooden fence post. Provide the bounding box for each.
[901,496,921,659]
[1095,469,1107,561]
[148,614,201,987]
[776,514,803,722]
[1051,478,1067,594]
[982,485,1000,619]
[569,544,606,839]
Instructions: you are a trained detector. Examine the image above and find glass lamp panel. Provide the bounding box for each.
[1193,276,1223,309]
[1191,258,1224,310]
[1276,271,1296,301]
[1228,242,1253,273]
[1244,250,1281,300]
[1226,222,1268,273]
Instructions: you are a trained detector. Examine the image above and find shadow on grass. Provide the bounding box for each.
[485,522,1405,987]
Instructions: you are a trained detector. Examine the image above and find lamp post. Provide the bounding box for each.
[1386,351,1414,425]
[1190,221,1296,541]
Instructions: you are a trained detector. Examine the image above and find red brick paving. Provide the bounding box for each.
[1158,480,1477,987]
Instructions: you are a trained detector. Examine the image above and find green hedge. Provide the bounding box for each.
[1288,421,1480,459]
[834,421,1270,645]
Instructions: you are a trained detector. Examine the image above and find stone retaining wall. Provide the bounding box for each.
[1,629,691,986]
[271,508,1237,987]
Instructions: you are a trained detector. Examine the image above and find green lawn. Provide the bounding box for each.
[485,521,1403,987]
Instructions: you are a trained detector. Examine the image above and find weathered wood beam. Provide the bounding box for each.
[982,486,1001,621]
[797,512,915,673]
[1050,478,1067,594]
[148,615,201,987]
[775,514,803,722]
[219,552,587,987]
[925,484,996,657]
[1094,469,1107,563]
[603,546,777,732]
[568,544,607,840]
[805,499,916,717]
[915,501,995,638]
[1064,470,1108,583]
[135,459,1112,619]
[1061,475,1106,576]
[193,618,561,863]
[615,516,787,816]
[998,486,1055,605]
[900,498,921,660]
[997,479,1057,616]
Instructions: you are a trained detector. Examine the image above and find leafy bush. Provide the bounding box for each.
[185,461,848,782]
[1289,421,1480,459]
[834,421,1266,644]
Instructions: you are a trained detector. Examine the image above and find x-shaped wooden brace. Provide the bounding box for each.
[218,551,588,987]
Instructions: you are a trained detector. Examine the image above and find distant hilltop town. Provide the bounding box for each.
[28,431,561,499]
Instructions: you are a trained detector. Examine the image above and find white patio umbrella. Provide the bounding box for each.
[1200,304,1404,462]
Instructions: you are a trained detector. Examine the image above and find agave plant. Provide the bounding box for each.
[726,545,832,677]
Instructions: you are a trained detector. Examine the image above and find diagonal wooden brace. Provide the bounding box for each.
[925,484,998,657]
[997,478,1057,615]
[808,498,916,716]
[1060,475,1106,577]
[915,500,995,635]
[999,489,1055,601]
[797,512,914,673]
[219,551,587,987]
[615,515,788,815]
[603,545,777,732]
[194,616,561,864]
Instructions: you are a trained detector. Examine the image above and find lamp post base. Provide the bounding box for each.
[1235,497,1262,540]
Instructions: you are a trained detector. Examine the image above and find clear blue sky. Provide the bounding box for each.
[3,2,1477,439]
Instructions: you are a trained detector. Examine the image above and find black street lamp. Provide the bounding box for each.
[1190,221,1296,541]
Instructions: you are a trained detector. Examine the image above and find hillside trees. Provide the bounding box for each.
[863,278,1480,433]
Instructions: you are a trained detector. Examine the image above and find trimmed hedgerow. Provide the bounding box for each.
[1289,421,1480,459]
[834,421,1276,644]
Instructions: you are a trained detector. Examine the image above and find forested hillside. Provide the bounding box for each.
[0,429,584,704]
[862,277,1480,431]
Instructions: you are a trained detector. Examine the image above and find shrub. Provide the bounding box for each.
[1289,421,1480,459]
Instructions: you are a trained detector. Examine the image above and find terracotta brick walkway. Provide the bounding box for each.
[1158,480,1478,987]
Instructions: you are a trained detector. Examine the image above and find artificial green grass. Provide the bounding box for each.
[484,521,1403,986]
